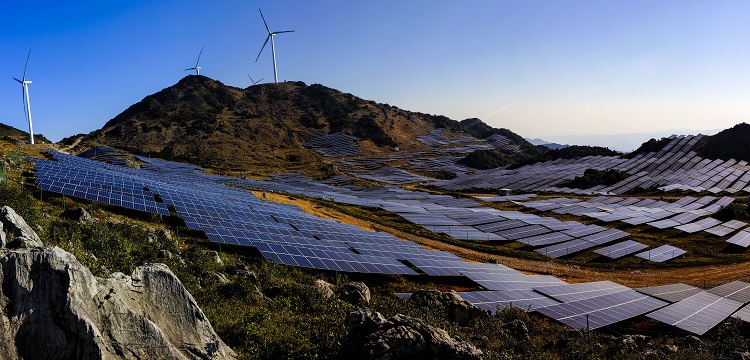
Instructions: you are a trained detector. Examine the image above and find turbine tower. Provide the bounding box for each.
[255,9,294,83]
[13,49,34,145]
[248,75,264,85]
[185,46,204,75]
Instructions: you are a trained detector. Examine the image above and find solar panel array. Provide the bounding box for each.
[303,131,362,157]
[425,133,750,196]
[27,150,750,335]
[515,195,741,249]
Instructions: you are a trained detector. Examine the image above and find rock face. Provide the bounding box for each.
[0,206,43,248]
[0,246,235,359]
[408,289,489,326]
[345,309,482,360]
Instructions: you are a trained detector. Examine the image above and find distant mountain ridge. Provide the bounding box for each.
[525,138,569,150]
[72,76,537,176]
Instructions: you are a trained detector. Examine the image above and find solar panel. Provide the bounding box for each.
[533,281,630,302]
[535,289,668,330]
[636,245,686,262]
[594,240,648,259]
[636,283,704,303]
[675,218,722,233]
[516,232,574,247]
[707,281,750,303]
[455,290,560,313]
[727,230,750,247]
[646,291,744,335]
[461,270,566,291]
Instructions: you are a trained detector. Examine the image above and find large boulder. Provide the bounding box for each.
[0,206,43,248]
[345,309,482,360]
[339,281,371,305]
[0,246,235,359]
[408,289,489,326]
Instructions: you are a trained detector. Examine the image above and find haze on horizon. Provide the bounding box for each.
[1,0,749,145]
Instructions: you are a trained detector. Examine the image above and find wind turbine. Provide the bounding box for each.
[185,46,204,75]
[248,75,264,85]
[13,49,34,145]
[255,9,294,83]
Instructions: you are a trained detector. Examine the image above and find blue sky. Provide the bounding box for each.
[2,1,750,149]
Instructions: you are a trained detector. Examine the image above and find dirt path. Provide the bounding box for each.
[253,191,750,288]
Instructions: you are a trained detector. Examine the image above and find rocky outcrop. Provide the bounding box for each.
[408,289,489,326]
[0,206,43,248]
[345,309,482,360]
[0,246,235,359]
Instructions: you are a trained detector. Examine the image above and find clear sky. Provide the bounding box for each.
[2,1,750,146]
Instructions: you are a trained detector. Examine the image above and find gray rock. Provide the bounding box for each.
[160,229,173,241]
[0,247,235,359]
[313,279,335,299]
[0,221,6,248]
[507,319,529,340]
[146,232,158,243]
[210,251,224,266]
[408,289,489,326]
[0,206,43,248]
[339,281,371,305]
[621,334,650,351]
[159,249,174,260]
[665,344,678,353]
[232,263,257,282]
[345,310,482,360]
[213,272,231,285]
[62,207,93,224]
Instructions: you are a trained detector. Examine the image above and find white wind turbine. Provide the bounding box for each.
[248,75,264,85]
[13,49,35,145]
[185,46,204,75]
[255,9,294,83]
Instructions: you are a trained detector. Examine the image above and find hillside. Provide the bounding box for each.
[694,122,750,162]
[0,122,50,144]
[74,76,536,176]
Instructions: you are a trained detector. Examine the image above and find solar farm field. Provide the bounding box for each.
[21,141,750,338]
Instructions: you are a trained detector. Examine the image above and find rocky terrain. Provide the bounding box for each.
[0,205,235,359]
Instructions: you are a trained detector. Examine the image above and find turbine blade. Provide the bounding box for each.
[259,9,271,34]
[255,35,270,62]
[196,46,204,67]
[13,77,22,84]
[185,67,195,71]
[22,49,31,82]
[273,30,295,34]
